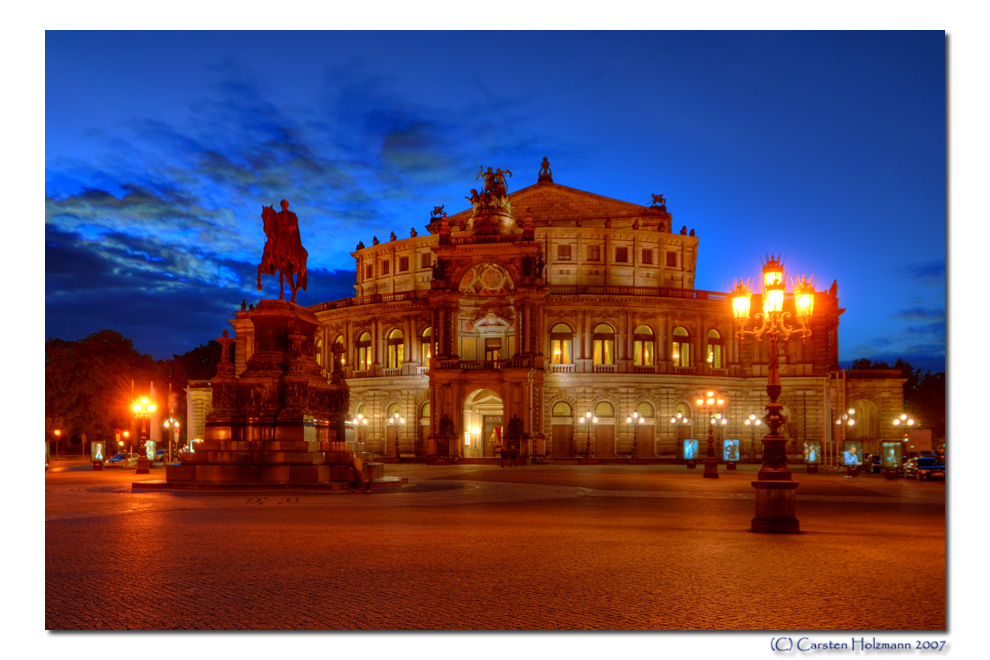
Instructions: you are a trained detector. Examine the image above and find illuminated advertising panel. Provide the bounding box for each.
[683,438,699,460]
[881,442,902,469]
[843,440,863,466]
[722,438,740,462]
[91,441,105,462]
[803,441,822,464]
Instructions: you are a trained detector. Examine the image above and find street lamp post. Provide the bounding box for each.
[731,254,816,533]
[625,411,646,459]
[670,412,694,468]
[893,413,917,470]
[578,412,597,458]
[132,396,157,473]
[834,408,856,468]
[387,412,406,458]
[696,391,727,479]
[163,417,180,463]
[744,413,763,462]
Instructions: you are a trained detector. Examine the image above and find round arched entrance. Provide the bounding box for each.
[463,389,504,458]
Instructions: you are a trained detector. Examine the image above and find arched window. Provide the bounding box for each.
[707,329,725,369]
[552,401,573,418]
[386,329,404,369]
[420,327,432,363]
[672,327,691,368]
[592,323,615,365]
[420,402,430,419]
[315,336,323,366]
[595,401,615,418]
[386,402,400,419]
[333,335,344,367]
[356,332,372,371]
[636,402,655,418]
[633,325,655,366]
[550,323,573,365]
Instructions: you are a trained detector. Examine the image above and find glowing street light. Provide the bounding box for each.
[387,412,406,457]
[695,390,727,479]
[578,412,598,458]
[163,417,180,463]
[744,413,763,461]
[731,254,816,533]
[670,412,694,468]
[625,411,645,458]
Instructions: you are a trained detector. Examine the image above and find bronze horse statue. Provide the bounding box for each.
[257,201,308,303]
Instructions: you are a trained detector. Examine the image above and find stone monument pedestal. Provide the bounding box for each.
[144,300,404,491]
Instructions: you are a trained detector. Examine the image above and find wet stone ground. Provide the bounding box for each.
[45,463,945,630]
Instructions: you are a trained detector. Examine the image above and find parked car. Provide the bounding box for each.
[904,456,945,481]
[105,452,138,468]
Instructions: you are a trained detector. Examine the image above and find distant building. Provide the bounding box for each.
[224,160,905,463]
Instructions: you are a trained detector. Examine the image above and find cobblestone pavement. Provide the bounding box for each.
[45,463,945,630]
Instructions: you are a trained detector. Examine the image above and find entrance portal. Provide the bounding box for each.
[463,389,503,459]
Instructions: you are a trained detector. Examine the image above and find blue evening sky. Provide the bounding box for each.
[45,30,945,371]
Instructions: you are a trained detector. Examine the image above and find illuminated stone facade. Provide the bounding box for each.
[229,163,906,463]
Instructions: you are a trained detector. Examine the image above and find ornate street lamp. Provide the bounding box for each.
[670,412,694,468]
[53,429,62,460]
[625,411,645,459]
[894,413,918,459]
[163,417,180,463]
[131,396,157,474]
[731,254,815,533]
[387,412,406,458]
[744,413,763,461]
[695,391,727,479]
[578,412,597,458]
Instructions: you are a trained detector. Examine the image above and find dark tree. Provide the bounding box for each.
[45,330,163,452]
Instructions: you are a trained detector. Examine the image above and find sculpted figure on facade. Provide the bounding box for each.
[651,193,666,208]
[258,199,309,303]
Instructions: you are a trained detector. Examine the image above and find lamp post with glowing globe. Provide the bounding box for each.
[731,254,816,533]
[696,391,727,479]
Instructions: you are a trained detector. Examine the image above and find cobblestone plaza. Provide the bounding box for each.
[45,463,944,632]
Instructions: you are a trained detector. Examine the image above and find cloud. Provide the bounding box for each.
[896,259,945,286]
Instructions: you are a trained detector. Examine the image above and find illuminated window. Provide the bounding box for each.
[386,329,404,368]
[641,249,653,265]
[615,247,628,263]
[333,335,344,367]
[356,332,372,371]
[672,326,691,368]
[587,245,601,261]
[636,402,654,418]
[633,325,654,366]
[386,403,400,419]
[592,323,615,365]
[595,401,614,418]
[550,323,573,364]
[707,329,725,369]
[552,401,572,418]
[315,336,323,366]
[420,327,432,363]
[558,244,572,261]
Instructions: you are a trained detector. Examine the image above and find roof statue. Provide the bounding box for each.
[650,193,667,209]
[257,199,308,304]
[465,165,518,234]
[431,205,445,220]
[538,157,553,183]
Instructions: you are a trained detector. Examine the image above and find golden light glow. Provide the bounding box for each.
[793,275,816,319]
[730,279,752,321]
